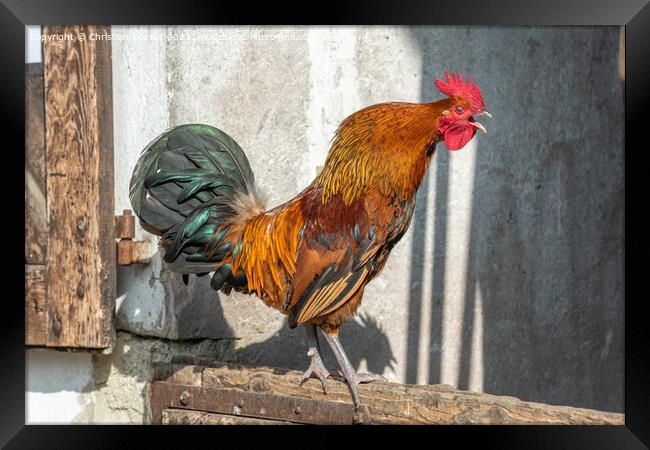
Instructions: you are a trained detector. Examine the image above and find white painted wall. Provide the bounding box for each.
[26,350,93,424]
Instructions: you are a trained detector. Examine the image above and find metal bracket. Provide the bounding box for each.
[115,209,152,265]
[148,381,372,425]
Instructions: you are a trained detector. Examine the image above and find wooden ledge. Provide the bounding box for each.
[146,355,624,425]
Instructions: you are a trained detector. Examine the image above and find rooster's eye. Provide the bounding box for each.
[455,106,465,114]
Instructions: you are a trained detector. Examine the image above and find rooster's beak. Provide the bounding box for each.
[470,110,491,133]
[470,121,487,133]
[469,122,487,133]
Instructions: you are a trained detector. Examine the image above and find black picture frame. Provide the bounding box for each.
[6,0,647,447]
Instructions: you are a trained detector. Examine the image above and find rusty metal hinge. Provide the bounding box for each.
[115,209,152,265]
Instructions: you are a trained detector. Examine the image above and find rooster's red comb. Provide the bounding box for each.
[434,71,485,111]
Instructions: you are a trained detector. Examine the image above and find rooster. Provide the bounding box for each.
[129,71,489,408]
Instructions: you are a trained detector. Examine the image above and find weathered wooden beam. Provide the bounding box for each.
[148,356,625,425]
[43,25,115,349]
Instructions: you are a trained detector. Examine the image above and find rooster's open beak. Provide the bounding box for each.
[470,110,491,133]
[470,121,487,133]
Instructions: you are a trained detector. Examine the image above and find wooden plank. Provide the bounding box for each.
[161,409,293,425]
[25,265,47,346]
[43,25,115,349]
[150,358,625,425]
[25,63,47,264]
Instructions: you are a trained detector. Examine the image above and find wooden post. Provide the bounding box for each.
[147,356,625,425]
[41,25,115,349]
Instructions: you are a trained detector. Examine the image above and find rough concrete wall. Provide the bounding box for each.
[27,25,624,423]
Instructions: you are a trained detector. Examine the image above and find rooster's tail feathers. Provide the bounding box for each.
[129,124,264,277]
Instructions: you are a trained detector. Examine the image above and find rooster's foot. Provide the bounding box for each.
[321,331,387,410]
[300,348,331,394]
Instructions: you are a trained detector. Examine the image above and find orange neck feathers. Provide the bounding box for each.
[315,99,455,205]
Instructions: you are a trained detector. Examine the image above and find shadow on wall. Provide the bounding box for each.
[116,255,237,340]
[406,27,624,412]
[231,313,397,378]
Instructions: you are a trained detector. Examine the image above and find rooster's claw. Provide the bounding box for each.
[350,372,387,385]
[301,349,331,394]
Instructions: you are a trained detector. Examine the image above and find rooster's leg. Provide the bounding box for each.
[321,331,387,409]
[300,324,330,393]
